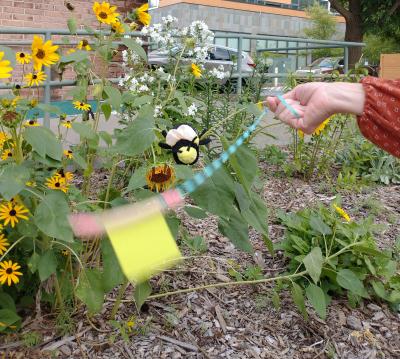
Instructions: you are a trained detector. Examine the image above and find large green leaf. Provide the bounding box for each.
[134,280,152,310]
[0,293,16,312]
[104,86,122,111]
[24,126,63,161]
[38,250,57,282]
[291,282,308,320]
[34,191,73,242]
[242,192,269,235]
[60,50,88,63]
[37,103,62,115]
[310,216,332,235]
[122,38,147,62]
[0,164,30,200]
[303,247,323,284]
[0,309,20,332]
[305,284,327,320]
[72,122,97,140]
[218,210,253,253]
[127,166,147,192]
[113,105,155,156]
[228,144,257,191]
[76,269,104,314]
[184,206,207,219]
[336,269,365,297]
[101,238,125,293]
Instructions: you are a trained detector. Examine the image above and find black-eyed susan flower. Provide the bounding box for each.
[31,35,60,71]
[55,169,74,182]
[146,164,175,192]
[61,119,72,128]
[46,175,69,193]
[64,149,73,159]
[25,71,47,87]
[93,1,120,25]
[0,132,8,148]
[333,204,351,222]
[313,117,331,136]
[111,20,125,34]
[24,119,40,127]
[77,39,92,51]
[73,101,91,111]
[1,149,13,161]
[0,202,29,228]
[0,260,23,286]
[0,51,13,79]
[16,52,32,65]
[61,249,70,256]
[191,63,202,78]
[136,3,151,26]
[0,234,9,256]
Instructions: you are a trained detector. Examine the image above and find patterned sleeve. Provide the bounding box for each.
[357,76,400,158]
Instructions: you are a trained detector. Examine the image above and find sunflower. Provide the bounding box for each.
[191,63,202,78]
[93,1,120,25]
[0,234,9,256]
[146,164,175,192]
[77,39,92,51]
[333,204,351,222]
[111,20,125,34]
[16,52,32,65]
[0,132,9,148]
[24,119,40,127]
[0,260,23,286]
[25,71,47,87]
[46,175,69,193]
[313,117,331,136]
[31,35,60,71]
[0,51,13,79]
[136,3,151,26]
[0,202,29,228]
[1,149,13,161]
[55,169,74,182]
[63,149,73,159]
[73,101,91,111]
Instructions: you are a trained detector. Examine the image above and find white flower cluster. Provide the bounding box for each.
[121,49,141,67]
[141,16,179,48]
[119,73,154,94]
[209,65,229,80]
[186,103,198,117]
[154,104,163,118]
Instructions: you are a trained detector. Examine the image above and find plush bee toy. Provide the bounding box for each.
[159,124,211,165]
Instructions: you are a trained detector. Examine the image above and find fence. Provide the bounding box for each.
[0,27,364,125]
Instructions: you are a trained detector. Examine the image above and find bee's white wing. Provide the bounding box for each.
[166,125,197,146]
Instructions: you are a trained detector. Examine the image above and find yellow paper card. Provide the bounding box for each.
[105,211,181,283]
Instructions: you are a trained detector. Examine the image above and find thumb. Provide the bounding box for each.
[266,96,279,112]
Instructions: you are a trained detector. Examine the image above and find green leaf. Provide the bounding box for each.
[336,269,365,297]
[174,165,193,180]
[122,38,147,62]
[76,269,104,314]
[99,131,113,146]
[60,50,88,63]
[36,103,62,115]
[242,192,269,236]
[271,289,281,310]
[127,166,147,192]
[0,309,20,332]
[228,144,257,191]
[184,206,207,219]
[67,18,77,34]
[101,103,112,120]
[262,234,274,256]
[305,284,327,319]
[134,280,152,310]
[303,247,323,284]
[165,213,180,240]
[38,250,57,281]
[101,238,125,293]
[113,105,155,156]
[73,152,88,169]
[24,126,63,161]
[34,191,73,242]
[104,86,122,111]
[371,280,387,300]
[218,210,253,253]
[291,282,308,320]
[72,122,97,140]
[27,252,40,274]
[310,216,332,235]
[0,164,30,200]
[133,95,153,107]
[234,183,250,212]
[0,293,16,312]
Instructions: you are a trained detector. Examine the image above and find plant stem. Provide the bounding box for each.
[306,135,322,180]
[53,274,65,311]
[110,280,130,320]
[103,157,118,209]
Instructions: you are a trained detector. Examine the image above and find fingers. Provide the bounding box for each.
[69,213,105,238]
[266,96,279,112]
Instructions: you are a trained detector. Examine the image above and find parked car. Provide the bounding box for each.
[295,57,344,75]
[148,44,256,84]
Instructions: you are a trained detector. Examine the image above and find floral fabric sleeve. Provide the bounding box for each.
[357,76,400,158]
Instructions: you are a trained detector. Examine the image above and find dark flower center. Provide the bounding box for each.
[32,74,38,80]
[9,209,16,216]
[36,49,45,59]
[55,182,61,188]
[7,152,12,157]
[150,167,172,183]
[80,102,84,106]
[99,11,108,19]
[82,39,89,47]
[6,268,13,274]
[20,53,25,58]
[15,84,21,89]
[29,120,35,125]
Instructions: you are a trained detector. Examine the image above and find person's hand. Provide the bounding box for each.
[266,82,366,134]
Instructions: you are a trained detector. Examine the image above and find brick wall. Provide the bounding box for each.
[0,0,146,100]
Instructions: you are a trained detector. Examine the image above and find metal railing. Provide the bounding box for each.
[0,27,364,123]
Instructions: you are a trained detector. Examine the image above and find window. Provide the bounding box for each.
[209,47,231,61]
[227,37,239,50]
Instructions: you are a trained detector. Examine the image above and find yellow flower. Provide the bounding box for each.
[46,175,69,193]
[93,1,120,25]
[26,181,36,187]
[0,260,23,286]
[0,202,29,228]
[0,132,9,148]
[0,51,13,79]
[31,35,60,71]
[126,320,135,332]
[55,169,74,182]
[146,164,175,192]
[136,3,151,26]
[77,39,92,51]
[25,71,47,87]
[61,119,72,128]
[64,149,73,159]
[73,101,91,111]
[1,149,13,161]
[298,130,304,139]
[61,250,70,256]
[16,52,32,65]
[333,204,351,222]
[0,234,9,256]
[191,63,202,78]
[66,48,76,55]
[313,118,331,136]
[30,99,38,108]
[111,20,125,34]
[24,119,40,127]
